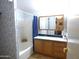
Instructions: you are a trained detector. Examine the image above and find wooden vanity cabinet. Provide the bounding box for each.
[34,39,67,59]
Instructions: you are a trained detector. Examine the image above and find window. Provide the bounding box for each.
[38,15,64,36]
[38,16,56,35]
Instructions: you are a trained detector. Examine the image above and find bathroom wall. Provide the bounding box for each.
[67,15,79,59]
[0,0,17,59]
[66,0,79,59]
[63,15,67,34]
[15,9,33,59]
[64,2,79,59]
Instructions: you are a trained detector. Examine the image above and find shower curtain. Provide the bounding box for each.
[32,16,38,50]
[33,16,38,38]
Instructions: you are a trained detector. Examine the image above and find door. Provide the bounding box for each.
[67,15,79,59]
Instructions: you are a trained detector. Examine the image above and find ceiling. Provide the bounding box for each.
[16,0,79,16]
[16,0,37,15]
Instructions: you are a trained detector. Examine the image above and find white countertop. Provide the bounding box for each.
[34,36,67,42]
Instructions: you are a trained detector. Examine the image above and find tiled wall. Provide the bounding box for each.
[0,0,17,59]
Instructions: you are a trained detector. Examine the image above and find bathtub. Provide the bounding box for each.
[19,41,33,59]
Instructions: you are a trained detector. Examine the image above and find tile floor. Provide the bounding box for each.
[28,53,56,59]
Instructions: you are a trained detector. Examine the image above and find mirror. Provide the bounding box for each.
[38,15,64,37]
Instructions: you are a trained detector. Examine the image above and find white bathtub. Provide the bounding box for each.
[19,45,33,59]
[19,42,33,59]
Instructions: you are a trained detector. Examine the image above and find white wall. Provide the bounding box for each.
[67,16,79,59]
[15,9,33,59]
[66,0,79,59]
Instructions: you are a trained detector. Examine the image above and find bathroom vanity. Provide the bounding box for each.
[34,36,67,59]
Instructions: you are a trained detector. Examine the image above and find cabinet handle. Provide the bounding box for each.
[63,48,68,53]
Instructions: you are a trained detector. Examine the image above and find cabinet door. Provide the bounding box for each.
[52,46,66,59]
[52,41,67,59]
[34,39,43,53]
[43,40,53,57]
